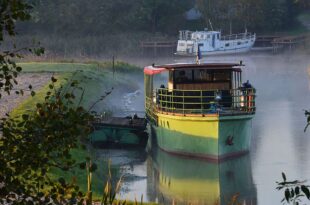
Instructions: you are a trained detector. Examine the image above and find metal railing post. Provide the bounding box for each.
[159,89,162,113]
[172,90,174,114]
[200,90,203,115]
[183,90,185,116]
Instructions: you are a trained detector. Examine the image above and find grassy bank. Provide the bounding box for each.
[8,62,152,203]
[11,61,141,116]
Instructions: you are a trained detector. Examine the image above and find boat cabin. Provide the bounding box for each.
[144,63,255,116]
[168,65,240,91]
[176,30,256,56]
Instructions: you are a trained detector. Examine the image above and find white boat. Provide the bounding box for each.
[176,29,256,56]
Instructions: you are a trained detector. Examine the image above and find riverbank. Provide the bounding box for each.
[9,62,142,116]
[3,61,150,202]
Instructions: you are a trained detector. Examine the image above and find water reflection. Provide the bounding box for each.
[103,54,310,204]
[147,148,257,205]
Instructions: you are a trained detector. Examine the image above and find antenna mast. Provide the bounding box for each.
[208,19,214,30]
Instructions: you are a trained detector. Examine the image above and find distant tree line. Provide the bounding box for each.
[18,0,192,36]
[196,0,309,33]
[12,0,308,56]
[18,0,308,36]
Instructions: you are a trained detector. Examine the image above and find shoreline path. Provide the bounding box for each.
[0,73,52,118]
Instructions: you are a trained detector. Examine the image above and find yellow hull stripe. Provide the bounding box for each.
[156,113,219,139]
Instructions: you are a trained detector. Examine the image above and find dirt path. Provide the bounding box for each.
[0,73,52,118]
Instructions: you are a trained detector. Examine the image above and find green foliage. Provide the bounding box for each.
[276,172,310,204]
[19,0,307,36]
[27,0,305,35]
[0,0,44,99]
[0,76,97,204]
[0,0,32,39]
[136,0,192,34]
[295,0,310,9]
[6,0,306,57]
[0,2,110,204]
[23,0,192,36]
[196,0,303,33]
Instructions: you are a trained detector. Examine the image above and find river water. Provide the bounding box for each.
[94,53,310,204]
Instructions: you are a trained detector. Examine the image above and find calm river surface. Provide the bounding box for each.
[95,53,310,204]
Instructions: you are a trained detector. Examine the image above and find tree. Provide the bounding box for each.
[0,0,36,98]
[96,0,192,34]
[0,1,96,204]
[295,0,310,9]
[0,76,96,204]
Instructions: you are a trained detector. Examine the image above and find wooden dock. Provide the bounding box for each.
[271,34,310,53]
[253,35,280,50]
[140,41,177,56]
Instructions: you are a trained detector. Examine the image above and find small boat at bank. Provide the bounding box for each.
[144,62,256,161]
[90,115,148,149]
[176,29,256,56]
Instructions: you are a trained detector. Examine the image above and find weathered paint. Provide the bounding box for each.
[218,115,253,156]
[150,113,254,161]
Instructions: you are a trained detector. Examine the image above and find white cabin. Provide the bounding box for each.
[176,29,256,56]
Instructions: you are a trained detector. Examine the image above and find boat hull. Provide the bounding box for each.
[91,128,148,148]
[175,46,253,56]
[149,113,254,161]
[90,117,148,149]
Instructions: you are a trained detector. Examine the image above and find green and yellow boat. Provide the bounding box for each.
[144,62,256,161]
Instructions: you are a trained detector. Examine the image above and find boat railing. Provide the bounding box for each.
[220,33,255,41]
[146,88,256,117]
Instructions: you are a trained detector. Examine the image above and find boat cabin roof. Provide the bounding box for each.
[144,63,243,75]
[192,30,220,35]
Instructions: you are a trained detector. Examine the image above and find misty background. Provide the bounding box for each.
[5,0,309,58]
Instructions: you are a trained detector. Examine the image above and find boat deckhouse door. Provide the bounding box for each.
[212,34,215,48]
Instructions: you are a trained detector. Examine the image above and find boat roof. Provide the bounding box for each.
[144,63,243,75]
[192,30,220,34]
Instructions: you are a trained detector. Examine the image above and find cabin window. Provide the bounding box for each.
[179,43,185,46]
[217,34,219,39]
[207,34,210,38]
[237,42,241,45]
[175,69,193,83]
[194,69,213,82]
[213,71,231,81]
[225,43,230,47]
